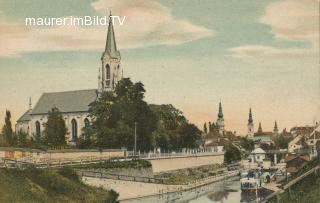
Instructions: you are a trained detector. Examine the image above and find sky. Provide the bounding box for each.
[0,0,319,134]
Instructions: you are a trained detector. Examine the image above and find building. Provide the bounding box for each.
[15,15,123,144]
[285,154,310,173]
[247,108,254,138]
[216,102,225,134]
[273,121,279,135]
[250,147,266,163]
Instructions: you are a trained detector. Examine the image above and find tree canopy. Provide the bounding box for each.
[43,107,67,148]
[1,110,13,146]
[224,144,241,164]
[240,137,254,151]
[80,78,202,151]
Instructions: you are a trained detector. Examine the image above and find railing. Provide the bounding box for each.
[136,151,224,159]
[78,169,163,184]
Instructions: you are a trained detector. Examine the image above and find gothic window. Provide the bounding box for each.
[84,118,90,128]
[106,64,111,86]
[71,119,78,141]
[35,121,41,137]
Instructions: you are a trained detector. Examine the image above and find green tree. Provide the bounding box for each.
[43,107,67,148]
[203,122,208,134]
[150,104,201,150]
[224,144,241,164]
[272,135,291,149]
[240,137,254,151]
[88,78,158,151]
[2,110,13,146]
[16,130,28,147]
[180,123,202,148]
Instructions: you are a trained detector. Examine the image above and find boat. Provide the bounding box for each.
[240,170,263,193]
[240,177,261,192]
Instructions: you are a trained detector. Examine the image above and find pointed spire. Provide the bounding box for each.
[274,121,278,133]
[218,101,223,118]
[258,122,263,133]
[104,11,120,59]
[29,97,32,110]
[248,108,253,124]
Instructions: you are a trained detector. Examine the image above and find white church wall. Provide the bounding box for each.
[15,121,29,134]
[28,112,90,142]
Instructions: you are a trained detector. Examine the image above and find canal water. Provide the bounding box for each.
[121,176,272,203]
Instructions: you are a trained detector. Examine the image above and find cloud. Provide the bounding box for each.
[229,0,318,59]
[0,0,213,57]
[229,45,317,59]
[260,0,318,41]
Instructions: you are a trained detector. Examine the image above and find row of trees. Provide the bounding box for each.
[0,110,28,147]
[78,78,202,151]
[0,108,67,148]
[203,121,220,134]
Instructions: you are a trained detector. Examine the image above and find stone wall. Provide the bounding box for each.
[149,154,224,173]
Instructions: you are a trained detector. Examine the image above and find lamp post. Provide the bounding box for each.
[134,122,137,157]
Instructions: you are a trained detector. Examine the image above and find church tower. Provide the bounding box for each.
[257,122,263,134]
[99,13,122,92]
[247,108,254,138]
[216,102,225,134]
[273,121,279,135]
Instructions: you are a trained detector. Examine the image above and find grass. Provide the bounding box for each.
[72,159,151,170]
[0,167,119,203]
[157,167,226,185]
[280,156,320,184]
[268,173,320,203]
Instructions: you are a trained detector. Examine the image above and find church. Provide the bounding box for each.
[15,16,123,144]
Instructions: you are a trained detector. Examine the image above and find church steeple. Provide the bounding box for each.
[273,121,279,135]
[218,102,223,119]
[99,11,122,93]
[247,108,254,138]
[257,122,263,133]
[104,11,120,59]
[29,97,32,110]
[216,101,225,134]
[248,108,253,124]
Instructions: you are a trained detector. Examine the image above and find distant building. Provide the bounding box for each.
[252,122,274,147]
[273,121,279,135]
[285,154,310,173]
[290,126,314,137]
[247,108,254,139]
[216,102,225,134]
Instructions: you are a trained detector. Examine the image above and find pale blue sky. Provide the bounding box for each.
[0,0,318,134]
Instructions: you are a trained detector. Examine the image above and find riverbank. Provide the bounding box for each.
[0,167,118,203]
[267,171,320,203]
[82,170,239,200]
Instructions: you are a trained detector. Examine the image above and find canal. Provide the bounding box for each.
[121,177,273,203]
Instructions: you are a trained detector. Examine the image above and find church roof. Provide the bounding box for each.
[31,89,98,115]
[17,109,32,122]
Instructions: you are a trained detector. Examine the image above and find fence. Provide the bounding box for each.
[78,169,163,184]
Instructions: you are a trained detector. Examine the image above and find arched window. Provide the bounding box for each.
[84,118,90,128]
[71,119,78,141]
[106,64,110,79]
[35,121,41,137]
[106,64,111,86]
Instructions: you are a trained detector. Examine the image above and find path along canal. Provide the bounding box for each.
[120,176,273,203]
